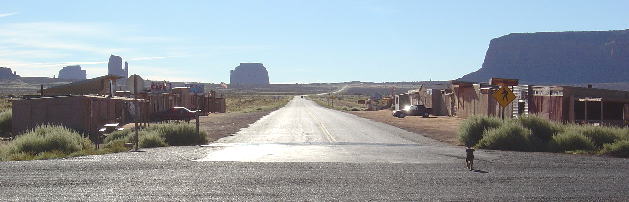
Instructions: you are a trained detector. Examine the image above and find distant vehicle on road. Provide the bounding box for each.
[392,110,406,118]
[152,107,198,122]
[393,105,430,118]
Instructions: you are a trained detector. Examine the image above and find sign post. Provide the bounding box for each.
[490,78,518,120]
[492,86,517,120]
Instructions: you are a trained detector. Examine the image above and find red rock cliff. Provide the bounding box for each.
[460,30,629,84]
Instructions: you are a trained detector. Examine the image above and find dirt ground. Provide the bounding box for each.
[199,111,271,142]
[349,110,463,145]
[122,111,272,143]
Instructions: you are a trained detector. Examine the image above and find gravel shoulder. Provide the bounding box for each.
[350,110,463,145]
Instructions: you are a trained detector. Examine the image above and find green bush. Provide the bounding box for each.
[103,139,130,153]
[104,129,131,143]
[139,131,168,148]
[578,126,622,149]
[552,130,595,152]
[458,116,503,147]
[7,125,93,155]
[146,122,207,146]
[0,144,8,161]
[600,140,629,157]
[515,115,560,141]
[0,110,12,137]
[620,129,629,141]
[476,122,538,151]
[0,125,94,160]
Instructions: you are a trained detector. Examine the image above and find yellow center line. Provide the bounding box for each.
[304,106,336,142]
[318,122,336,142]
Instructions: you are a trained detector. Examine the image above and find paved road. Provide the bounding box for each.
[198,96,489,163]
[1,96,628,201]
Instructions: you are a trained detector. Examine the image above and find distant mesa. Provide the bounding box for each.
[58,65,86,80]
[459,29,629,84]
[230,63,270,85]
[0,67,20,80]
[108,54,129,89]
[108,54,128,78]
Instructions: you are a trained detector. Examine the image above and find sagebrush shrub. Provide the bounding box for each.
[578,126,622,149]
[515,115,560,141]
[0,110,12,137]
[6,125,93,156]
[139,131,168,148]
[552,130,594,152]
[476,122,537,151]
[146,122,207,146]
[600,140,629,157]
[104,129,131,143]
[458,116,503,147]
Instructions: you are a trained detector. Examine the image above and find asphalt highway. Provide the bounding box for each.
[1,97,628,201]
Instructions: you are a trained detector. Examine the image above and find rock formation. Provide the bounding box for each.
[108,55,128,78]
[58,65,86,80]
[0,67,20,80]
[460,30,629,84]
[230,63,270,85]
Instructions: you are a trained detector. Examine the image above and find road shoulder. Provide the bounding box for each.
[349,110,463,146]
[200,111,274,142]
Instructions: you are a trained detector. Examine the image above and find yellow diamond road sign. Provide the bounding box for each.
[492,86,516,108]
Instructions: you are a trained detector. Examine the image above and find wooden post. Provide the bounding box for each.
[134,76,139,152]
[600,100,604,123]
[569,96,575,123]
[584,100,588,124]
[501,106,505,121]
[196,111,200,145]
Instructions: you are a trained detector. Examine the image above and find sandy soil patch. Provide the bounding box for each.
[200,111,271,142]
[349,110,463,145]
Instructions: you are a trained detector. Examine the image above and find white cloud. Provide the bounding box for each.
[129,65,201,82]
[0,12,18,18]
[0,22,110,37]
[0,48,70,59]
[0,21,209,81]
[2,38,125,55]
[1,60,106,68]
[0,21,182,78]
[128,56,171,61]
[0,58,108,77]
[0,22,128,56]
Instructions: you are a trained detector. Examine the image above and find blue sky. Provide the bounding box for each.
[1,0,628,83]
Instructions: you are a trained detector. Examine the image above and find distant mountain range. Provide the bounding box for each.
[459,30,629,87]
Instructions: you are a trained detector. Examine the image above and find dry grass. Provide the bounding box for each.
[0,98,11,112]
[308,95,369,111]
[226,95,291,113]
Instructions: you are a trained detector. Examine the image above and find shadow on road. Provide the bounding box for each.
[472,169,489,174]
